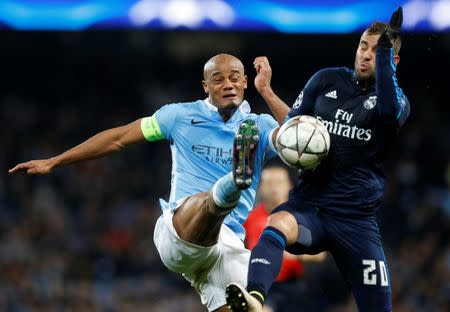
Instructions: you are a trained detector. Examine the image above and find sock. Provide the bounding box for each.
[247,226,287,305]
[212,172,241,208]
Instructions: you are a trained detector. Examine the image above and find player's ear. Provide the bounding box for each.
[202,80,209,94]
[243,75,248,89]
[393,55,400,66]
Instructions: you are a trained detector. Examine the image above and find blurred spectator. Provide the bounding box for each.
[244,165,326,312]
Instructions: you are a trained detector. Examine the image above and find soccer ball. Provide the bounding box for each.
[275,115,330,170]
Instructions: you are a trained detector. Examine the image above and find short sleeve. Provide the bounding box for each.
[141,104,179,141]
[257,114,279,160]
[288,68,330,119]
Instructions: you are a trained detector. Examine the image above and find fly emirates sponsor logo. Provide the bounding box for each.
[316,109,372,141]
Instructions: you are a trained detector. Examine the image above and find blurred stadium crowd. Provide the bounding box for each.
[1,31,449,311]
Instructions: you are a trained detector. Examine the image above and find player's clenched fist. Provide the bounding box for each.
[253,56,272,93]
[378,7,402,49]
[9,158,55,175]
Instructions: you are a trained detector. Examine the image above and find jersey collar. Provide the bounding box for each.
[350,69,375,91]
[203,98,251,115]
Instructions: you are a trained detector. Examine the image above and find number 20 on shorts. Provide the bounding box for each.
[362,259,389,286]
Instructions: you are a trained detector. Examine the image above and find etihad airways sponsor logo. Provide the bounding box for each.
[192,144,232,165]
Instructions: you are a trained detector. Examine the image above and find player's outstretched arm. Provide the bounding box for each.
[9,119,145,175]
[254,56,290,125]
[376,7,410,125]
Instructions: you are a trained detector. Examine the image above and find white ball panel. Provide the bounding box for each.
[275,115,330,170]
[315,123,331,152]
[277,125,299,149]
[299,153,319,169]
[281,148,300,165]
[298,115,317,124]
[315,121,327,133]
[296,123,315,151]
[305,131,327,153]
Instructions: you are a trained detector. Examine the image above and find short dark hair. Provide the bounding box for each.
[365,21,402,54]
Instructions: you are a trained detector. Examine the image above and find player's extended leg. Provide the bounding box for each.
[226,203,327,312]
[324,214,392,312]
[172,119,259,246]
[154,120,259,312]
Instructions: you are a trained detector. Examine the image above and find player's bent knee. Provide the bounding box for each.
[173,193,209,228]
[182,193,209,212]
[267,211,298,245]
[190,192,228,219]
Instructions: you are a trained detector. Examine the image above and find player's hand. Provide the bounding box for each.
[378,7,402,49]
[9,159,56,175]
[388,6,402,37]
[253,56,272,94]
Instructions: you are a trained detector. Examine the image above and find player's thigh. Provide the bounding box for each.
[153,207,219,274]
[154,211,249,311]
[272,202,327,255]
[326,216,392,312]
[173,192,209,222]
[172,192,227,246]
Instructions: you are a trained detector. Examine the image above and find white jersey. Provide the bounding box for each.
[141,99,277,240]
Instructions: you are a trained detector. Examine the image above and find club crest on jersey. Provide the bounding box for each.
[292,91,303,108]
[363,96,377,110]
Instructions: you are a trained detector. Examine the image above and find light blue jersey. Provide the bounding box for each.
[141,99,278,240]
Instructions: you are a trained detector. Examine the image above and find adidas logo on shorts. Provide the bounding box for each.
[251,258,271,265]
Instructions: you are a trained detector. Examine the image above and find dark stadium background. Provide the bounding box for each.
[1,30,449,311]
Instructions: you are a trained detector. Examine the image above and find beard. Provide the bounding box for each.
[224,102,238,109]
[357,69,375,80]
[355,62,375,87]
[219,105,238,116]
[218,102,239,122]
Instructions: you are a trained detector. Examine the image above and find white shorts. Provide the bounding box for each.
[153,210,250,311]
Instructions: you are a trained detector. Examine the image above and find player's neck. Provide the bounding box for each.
[218,107,238,122]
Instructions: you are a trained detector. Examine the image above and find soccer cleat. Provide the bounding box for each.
[233,120,259,190]
[226,283,263,312]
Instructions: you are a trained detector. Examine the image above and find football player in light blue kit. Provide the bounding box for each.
[9,54,278,311]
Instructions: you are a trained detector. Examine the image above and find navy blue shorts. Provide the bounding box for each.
[273,201,392,312]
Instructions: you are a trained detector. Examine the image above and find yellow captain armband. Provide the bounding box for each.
[140,115,165,141]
